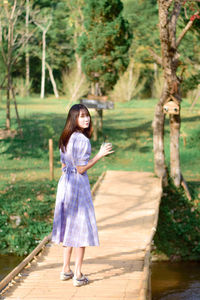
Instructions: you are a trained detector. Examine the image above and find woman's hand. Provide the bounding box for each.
[98,143,114,159]
[76,143,114,174]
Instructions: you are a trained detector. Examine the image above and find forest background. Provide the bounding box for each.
[0,0,200,259]
[1,0,200,103]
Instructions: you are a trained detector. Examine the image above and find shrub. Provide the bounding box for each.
[62,64,89,102]
[13,77,32,98]
[109,59,145,102]
[153,179,200,260]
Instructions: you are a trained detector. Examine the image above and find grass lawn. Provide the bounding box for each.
[1,96,199,184]
[0,95,199,255]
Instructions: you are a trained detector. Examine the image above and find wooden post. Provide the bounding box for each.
[49,139,54,180]
[93,109,98,141]
[97,109,103,132]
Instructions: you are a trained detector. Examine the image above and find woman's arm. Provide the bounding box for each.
[62,163,66,169]
[61,163,66,174]
[76,143,113,175]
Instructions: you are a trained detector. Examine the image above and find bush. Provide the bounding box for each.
[109,59,145,102]
[13,77,32,98]
[62,64,89,102]
[153,179,200,260]
[0,180,57,256]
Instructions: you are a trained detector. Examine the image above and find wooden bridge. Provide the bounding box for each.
[0,171,162,300]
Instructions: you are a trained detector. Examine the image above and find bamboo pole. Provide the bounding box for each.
[49,139,54,180]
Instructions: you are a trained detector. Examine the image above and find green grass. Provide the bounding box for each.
[0,95,200,256]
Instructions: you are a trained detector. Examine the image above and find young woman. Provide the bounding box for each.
[52,104,113,287]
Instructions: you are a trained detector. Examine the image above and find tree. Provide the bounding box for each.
[0,0,34,130]
[25,0,30,95]
[151,0,200,187]
[62,0,89,104]
[33,8,52,99]
[30,1,74,98]
[123,0,161,98]
[78,0,132,96]
[46,1,75,98]
[68,0,84,76]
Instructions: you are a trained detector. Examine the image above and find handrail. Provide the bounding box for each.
[0,233,52,292]
[139,178,162,300]
[0,171,106,293]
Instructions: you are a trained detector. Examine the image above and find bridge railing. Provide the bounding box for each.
[0,233,52,292]
[139,178,162,300]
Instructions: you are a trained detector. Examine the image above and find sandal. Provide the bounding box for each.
[73,274,89,287]
[60,270,74,281]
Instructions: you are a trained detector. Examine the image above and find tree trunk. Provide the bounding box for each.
[128,59,134,101]
[190,84,200,111]
[6,73,11,130]
[156,0,182,187]
[46,63,59,98]
[6,16,12,130]
[25,0,30,95]
[71,74,85,101]
[41,30,46,99]
[95,82,101,96]
[26,52,30,95]
[152,80,168,186]
[75,53,82,77]
[11,84,22,131]
[170,114,181,186]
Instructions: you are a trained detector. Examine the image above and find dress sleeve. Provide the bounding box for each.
[60,148,65,164]
[73,136,91,166]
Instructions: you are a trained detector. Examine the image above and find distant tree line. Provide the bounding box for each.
[0,0,131,128]
[0,0,199,101]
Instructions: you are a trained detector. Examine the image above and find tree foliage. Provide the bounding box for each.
[77,0,132,94]
[0,0,199,99]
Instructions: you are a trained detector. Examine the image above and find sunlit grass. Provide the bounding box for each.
[0,96,199,186]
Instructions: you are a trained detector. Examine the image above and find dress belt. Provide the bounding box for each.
[62,166,77,174]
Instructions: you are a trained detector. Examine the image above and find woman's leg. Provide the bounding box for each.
[74,247,85,278]
[62,246,73,273]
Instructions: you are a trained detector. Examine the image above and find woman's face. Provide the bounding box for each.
[77,109,90,129]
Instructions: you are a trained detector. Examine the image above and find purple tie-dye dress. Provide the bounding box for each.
[52,132,99,247]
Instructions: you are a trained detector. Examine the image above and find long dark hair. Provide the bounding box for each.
[59,104,93,152]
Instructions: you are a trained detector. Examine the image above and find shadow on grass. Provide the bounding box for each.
[103,119,153,154]
[1,113,66,159]
[188,181,200,199]
[182,115,200,123]
[1,114,155,160]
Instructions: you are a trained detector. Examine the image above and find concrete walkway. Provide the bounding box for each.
[1,171,162,300]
